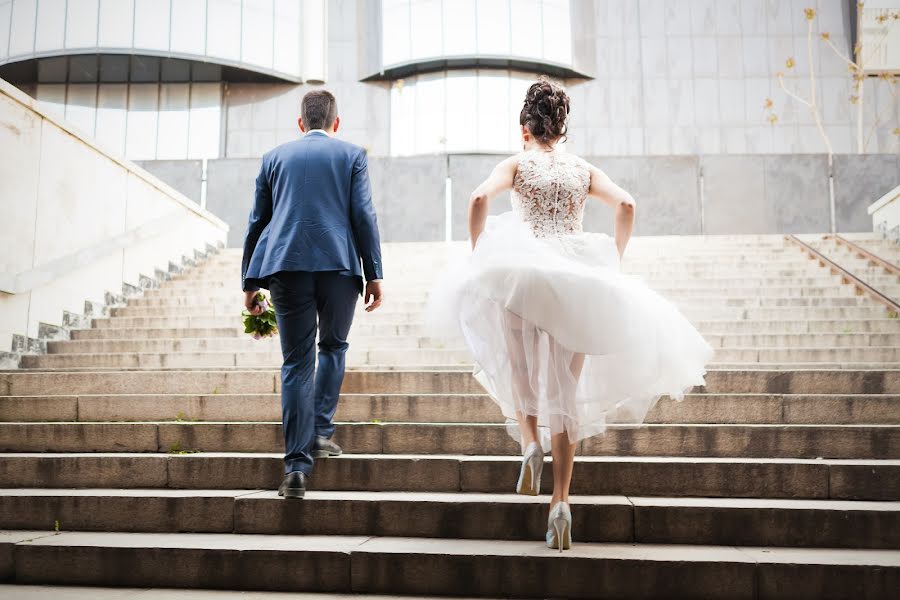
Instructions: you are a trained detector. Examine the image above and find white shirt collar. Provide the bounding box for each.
[306,129,331,136]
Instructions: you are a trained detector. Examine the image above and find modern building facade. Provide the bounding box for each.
[1,0,898,242]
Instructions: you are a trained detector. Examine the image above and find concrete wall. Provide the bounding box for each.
[702,155,832,234]
[206,158,261,248]
[369,156,447,243]
[136,160,204,204]
[833,154,900,233]
[0,78,228,353]
[448,155,512,241]
[215,0,900,159]
[146,152,897,246]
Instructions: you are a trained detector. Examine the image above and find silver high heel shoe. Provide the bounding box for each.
[516,441,544,496]
[546,501,572,552]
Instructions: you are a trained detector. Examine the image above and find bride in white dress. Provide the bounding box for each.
[430,78,714,551]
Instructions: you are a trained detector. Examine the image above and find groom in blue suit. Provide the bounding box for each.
[241,90,383,499]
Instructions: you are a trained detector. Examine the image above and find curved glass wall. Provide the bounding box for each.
[390,69,553,156]
[36,82,222,160]
[381,0,573,70]
[0,0,325,83]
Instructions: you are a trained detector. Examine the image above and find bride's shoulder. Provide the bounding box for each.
[561,151,592,166]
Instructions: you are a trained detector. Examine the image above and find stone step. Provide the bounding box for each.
[19,346,900,369]
[87,308,890,332]
[125,294,875,309]
[1,453,895,499]
[3,368,896,395]
[154,282,859,298]
[44,332,900,354]
[0,585,490,600]
[1,489,896,550]
[165,274,855,287]
[109,297,882,318]
[2,393,896,425]
[66,318,900,340]
[2,422,896,459]
[4,531,897,599]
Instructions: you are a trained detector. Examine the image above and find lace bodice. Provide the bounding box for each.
[511,150,591,238]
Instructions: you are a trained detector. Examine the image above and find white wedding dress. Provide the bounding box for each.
[430,149,714,447]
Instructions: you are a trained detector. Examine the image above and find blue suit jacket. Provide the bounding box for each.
[241,131,383,292]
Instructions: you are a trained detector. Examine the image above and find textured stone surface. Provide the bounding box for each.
[0,490,240,533]
[136,160,203,204]
[14,532,358,591]
[833,154,900,232]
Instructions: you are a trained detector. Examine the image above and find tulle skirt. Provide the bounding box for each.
[428,212,715,449]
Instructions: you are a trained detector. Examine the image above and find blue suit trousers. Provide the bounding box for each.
[268,271,359,475]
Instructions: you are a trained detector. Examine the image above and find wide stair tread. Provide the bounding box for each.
[1,530,897,598]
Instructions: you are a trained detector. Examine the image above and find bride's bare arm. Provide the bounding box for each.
[468,156,519,248]
[586,165,635,258]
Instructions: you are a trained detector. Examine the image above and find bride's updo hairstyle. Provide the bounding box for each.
[519,78,570,145]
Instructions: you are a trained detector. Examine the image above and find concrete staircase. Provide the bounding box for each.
[1,234,898,599]
[805,234,900,302]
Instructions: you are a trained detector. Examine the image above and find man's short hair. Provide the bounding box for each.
[301,90,338,130]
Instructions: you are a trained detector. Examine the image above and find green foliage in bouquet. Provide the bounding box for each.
[242,292,278,339]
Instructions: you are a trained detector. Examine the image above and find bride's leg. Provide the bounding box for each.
[550,352,583,507]
[517,411,539,448]
[503,313,539,447]
[550,431,577,505]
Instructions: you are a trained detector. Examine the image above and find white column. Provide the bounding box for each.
[302,0,327,83]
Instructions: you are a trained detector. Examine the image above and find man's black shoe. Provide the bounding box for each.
[313,436,342,458]
[278,470,307,499]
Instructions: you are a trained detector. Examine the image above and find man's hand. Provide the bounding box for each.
[244,290,263,315]
[364,281,383,312]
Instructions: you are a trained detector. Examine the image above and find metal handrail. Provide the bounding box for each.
[784,235,900,313]
[824,234,900,277]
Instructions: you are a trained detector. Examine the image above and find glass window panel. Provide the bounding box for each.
[69,55,99,82]
[410,0,441,60]
[65,84,98,137]
[510,0,540,58]
[508,73,532,148]
[36,83,67,119]
[389,70,546,155]
[442,0,476,57]
[443,71,477,152]
[207,0,241,61]
[541,0,571,64]
[98,54,129,82]
[413,74,445,154]
[130,55,160,82]
[477,71,510,152]
[273,0,301,75]
[170,0,206,56]
[382,0,410,66]
[8,0,36,57]
[160,58,191,82]
[65,0,99,48]
[191,62,222,81]
[187,82,221,158]
[476,0,509,56]
[125,83,160,160]
[34,0,65,52]
[133,0,169,51]
[37,56,69,82]
[390,80,415,156]
[241,0,274,68]
[156,83,190,159]
[0,1,11,60]
[98,0,134,48]
[95,83,128,154]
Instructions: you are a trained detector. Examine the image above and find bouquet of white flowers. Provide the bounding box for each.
[242,292,278,339]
